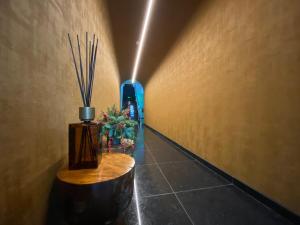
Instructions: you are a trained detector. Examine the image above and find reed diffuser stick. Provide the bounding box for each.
[86,32,88,97]
[89,39,98,104]
[88,35,95,106]
[67,33,86,106]
[77,35,86,106]
[68,33,99,107]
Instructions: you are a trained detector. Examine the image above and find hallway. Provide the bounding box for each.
[1,0,300,224]
[116,127,292,225]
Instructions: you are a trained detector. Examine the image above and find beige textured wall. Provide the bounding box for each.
[0,0,119,224]
[145,0,300,214]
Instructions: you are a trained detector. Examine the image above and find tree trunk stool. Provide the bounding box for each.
[56,153,135,225]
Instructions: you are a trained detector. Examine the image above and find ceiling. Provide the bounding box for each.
[104,0,206,86]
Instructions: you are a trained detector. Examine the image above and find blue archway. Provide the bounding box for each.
[120,80,144,123]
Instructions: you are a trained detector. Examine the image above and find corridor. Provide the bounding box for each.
[116,127,292,225]
[1,0,300,224]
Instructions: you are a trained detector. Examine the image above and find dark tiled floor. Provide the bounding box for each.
[150,147,192,163]
[135,164,171,197]
[177,186,290,225]
[116,126,294,225]
[159,161,230,192]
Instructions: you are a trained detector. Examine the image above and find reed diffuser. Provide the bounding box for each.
[67,32,101,169]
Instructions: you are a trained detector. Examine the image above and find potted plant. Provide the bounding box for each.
[99,105,138,149]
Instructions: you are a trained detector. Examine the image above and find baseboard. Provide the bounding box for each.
[144,124,300,225]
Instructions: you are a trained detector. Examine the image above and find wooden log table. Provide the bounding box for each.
[56,153,135,225]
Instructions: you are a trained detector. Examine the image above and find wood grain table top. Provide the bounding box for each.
[57,153,135,185]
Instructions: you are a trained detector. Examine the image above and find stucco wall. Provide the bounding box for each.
[0,0,119,224]
[145,0,300,214]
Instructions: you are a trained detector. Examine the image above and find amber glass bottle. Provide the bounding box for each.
[68,107,101,169]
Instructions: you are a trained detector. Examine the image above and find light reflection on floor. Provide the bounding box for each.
[134,179,142,225]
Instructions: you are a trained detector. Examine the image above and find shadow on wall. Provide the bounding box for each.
[46,179,62,225]
[105,0,210,84]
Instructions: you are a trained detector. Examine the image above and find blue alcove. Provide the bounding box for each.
[120,80,144,123]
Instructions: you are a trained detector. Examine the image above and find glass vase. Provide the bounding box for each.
[68,122,101,169]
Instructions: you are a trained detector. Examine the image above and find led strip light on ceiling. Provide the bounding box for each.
[131,0,155,83]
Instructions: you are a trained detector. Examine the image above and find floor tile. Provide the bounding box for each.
[117,194,192,225]
[149,147,192,164]
[139,194,192,225]
[135,135,145,149]
[146,140,175,151]
[134,142,146,151]
[159,161,230,191]
[177,185,292,225]
[144,133,165,145]
[135,164,172,197]
[144,139,166,150]
[132,150,155,165]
